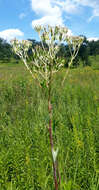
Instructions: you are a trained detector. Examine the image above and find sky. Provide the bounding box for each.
[0,0,99,41]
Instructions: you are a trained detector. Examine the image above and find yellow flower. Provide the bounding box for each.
[77,140,83,149]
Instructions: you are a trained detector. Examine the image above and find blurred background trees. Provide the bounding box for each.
[0,36,99,67]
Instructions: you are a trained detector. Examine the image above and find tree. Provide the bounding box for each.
[89,40,99,56]
[0,38,13,62]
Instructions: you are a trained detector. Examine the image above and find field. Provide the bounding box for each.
[0,60,99,190]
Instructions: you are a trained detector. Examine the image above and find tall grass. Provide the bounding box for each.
[0,64,99,190]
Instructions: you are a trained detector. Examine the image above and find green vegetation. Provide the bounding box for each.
[89,55,99,70]
[0,61,99,189]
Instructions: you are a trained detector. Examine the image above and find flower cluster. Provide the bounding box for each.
[35,25,69,44]
[11,25,83,88]
[11,39,32,59]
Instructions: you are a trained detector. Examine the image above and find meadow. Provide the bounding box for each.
[0,59,99,190]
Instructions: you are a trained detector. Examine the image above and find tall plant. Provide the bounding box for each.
[11,25,83,190]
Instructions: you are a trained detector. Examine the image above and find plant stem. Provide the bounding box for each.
[48,99,58,190]
[48,62,58,190]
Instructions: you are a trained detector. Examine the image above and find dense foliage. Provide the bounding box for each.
[0,38,12,62]
[0,63,99,190]
[0,38,18,63]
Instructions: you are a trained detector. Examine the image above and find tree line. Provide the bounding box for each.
[0,36,99,66]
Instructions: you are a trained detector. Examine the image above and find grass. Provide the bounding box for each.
[0,61,99,190]
[89,55,99,70]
